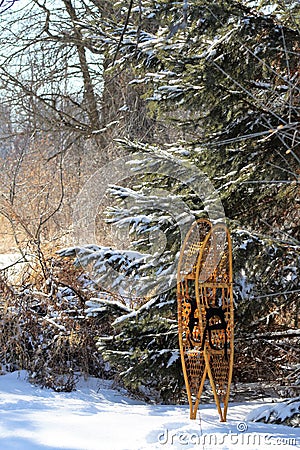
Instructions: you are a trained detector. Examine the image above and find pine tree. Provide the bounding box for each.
[61,0,299,399]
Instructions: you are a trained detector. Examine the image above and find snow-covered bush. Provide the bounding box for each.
[0,258,105,391]
[247,397,300,428]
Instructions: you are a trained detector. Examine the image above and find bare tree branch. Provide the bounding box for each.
[112,0,134,65]
[0,0,19,14]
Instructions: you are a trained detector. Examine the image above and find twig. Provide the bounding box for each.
[112,0,134,65]
[0,256,27,272]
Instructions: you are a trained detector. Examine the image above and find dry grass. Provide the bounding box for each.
[0,254,110,391]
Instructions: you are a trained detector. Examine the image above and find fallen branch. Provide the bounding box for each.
[237,329,300,341]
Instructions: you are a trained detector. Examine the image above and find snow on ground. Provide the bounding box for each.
[0,372,299,450]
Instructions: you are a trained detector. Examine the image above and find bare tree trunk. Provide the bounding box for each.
[62,0,101,132]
